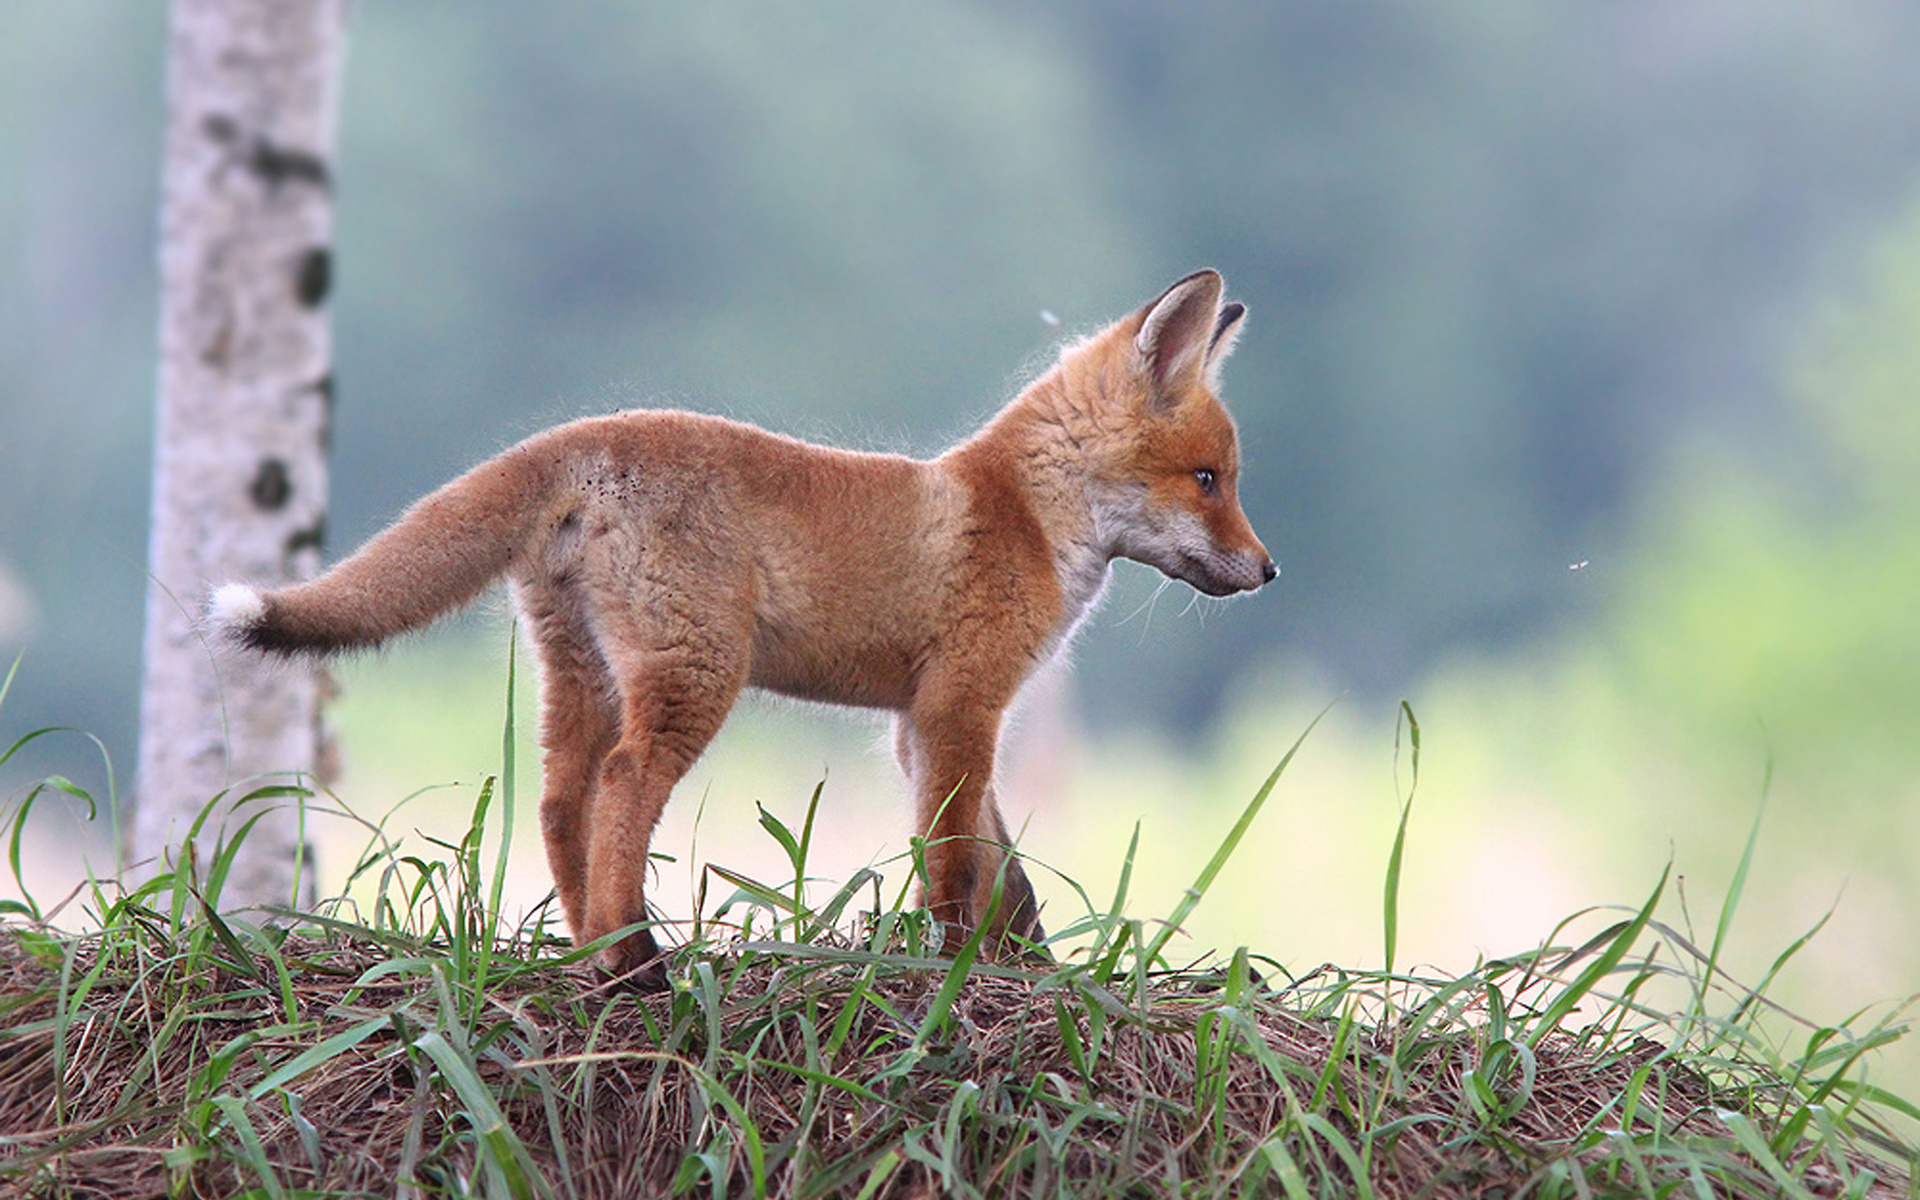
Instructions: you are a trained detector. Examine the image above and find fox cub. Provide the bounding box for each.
[213,270,1276,989]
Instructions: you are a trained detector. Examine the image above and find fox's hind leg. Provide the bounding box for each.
[580,595,751,990]
[517,579,618,949]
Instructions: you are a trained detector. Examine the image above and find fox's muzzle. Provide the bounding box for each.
[1178,549,1278,597]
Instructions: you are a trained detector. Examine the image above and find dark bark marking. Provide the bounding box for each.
[294,247,331,307]
[250,458,292,510]
[309,372,336,452]
[202,112,241,143]
[286,517,327,556]
[249,137,330,191]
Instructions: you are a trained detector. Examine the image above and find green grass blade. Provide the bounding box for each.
[0,650,21,711]
[209,1094,289,1200]
[195,894,266,983]
[1142,704,1330,967]
[850,1149,904,1200]
[5,776,97,919]
[410,1029,553,1200]
[708,862,807,917]
[911,889,992,1051]
[248,1015,391,1098]
[803,865,884,942]
[1528,864,1669,1049]
[487,626,519,963]
[795,778,825,934]
[1712,756,1770,972]
[1384,701,1420,977]
[1720,1108,1820,1200]
[1695,759,1771,1041]
[1256,1137,1314,1200]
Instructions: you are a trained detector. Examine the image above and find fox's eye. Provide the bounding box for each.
[1194,468,1218,495]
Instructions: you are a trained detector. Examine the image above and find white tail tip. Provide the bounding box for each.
[209,583,267,631]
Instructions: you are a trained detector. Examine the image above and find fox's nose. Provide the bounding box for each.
[1260,558,1279,584]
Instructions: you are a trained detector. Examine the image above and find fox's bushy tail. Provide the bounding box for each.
[211,444,557,655]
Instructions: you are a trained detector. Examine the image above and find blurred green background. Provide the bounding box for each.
[4,2,1919,1089]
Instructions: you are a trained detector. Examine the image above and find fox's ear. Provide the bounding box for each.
[1205,301,1246,390]
[1136,270,1225,396]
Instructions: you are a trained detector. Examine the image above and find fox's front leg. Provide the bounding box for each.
[896,708,1044,955]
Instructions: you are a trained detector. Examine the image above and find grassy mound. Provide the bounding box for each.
[2,712,1915,1197]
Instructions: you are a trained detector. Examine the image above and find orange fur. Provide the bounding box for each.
[214,270,1276,988]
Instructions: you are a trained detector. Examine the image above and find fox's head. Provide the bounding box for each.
[1064,270,1277,598]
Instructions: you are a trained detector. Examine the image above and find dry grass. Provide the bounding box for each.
[3,701,1916,1197]
[0,923,1903,1200]
[3,873,1915,1198]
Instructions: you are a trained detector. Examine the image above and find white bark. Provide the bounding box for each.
[135,0,346,909]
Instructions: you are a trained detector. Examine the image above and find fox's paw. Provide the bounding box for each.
[597,960,671,995]
[593,926,672,994]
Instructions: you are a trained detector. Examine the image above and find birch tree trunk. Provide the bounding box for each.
[134,0,346,909]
